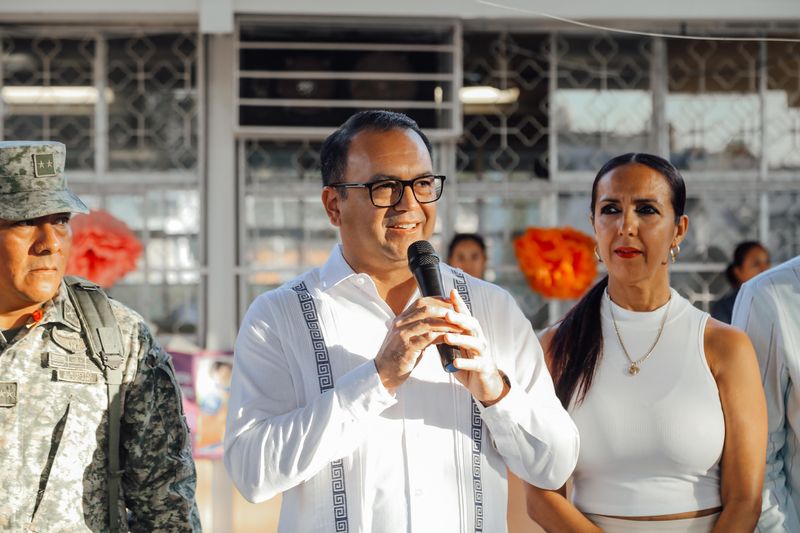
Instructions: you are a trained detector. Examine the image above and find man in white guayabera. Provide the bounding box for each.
[733,255,800,532]
[224,110,578,533]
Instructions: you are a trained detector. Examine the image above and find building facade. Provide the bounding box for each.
[2,1,798,366]
[2,2,799,531]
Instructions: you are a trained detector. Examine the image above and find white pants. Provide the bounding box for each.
[585,513,720,533]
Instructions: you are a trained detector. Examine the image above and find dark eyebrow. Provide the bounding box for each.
[368,174,399,183]
[598,197,663,205]
[367,172,435,183]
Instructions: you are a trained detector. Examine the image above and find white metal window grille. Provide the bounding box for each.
[239,139,333,307]
[234,17,459,317]
[0,29,204,344]
[233,19,800,330]
[451,27,800,328]
[235,18,461,139]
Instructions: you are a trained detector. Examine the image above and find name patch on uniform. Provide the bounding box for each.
[47,351,92,369]
[0,382,17,407]
[55,369,99,384]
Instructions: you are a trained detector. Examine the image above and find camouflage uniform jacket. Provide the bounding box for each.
[0,282,201,532]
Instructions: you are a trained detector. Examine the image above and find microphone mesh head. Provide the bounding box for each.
[415,254,439,267]
[407,240,435,260]
[407,240,439,269]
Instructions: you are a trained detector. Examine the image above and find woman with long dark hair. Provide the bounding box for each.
[525,153,767,532]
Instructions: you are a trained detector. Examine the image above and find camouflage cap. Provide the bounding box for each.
[0,140,89,221]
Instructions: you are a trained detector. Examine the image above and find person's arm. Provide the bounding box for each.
[705,319,768,533]
[733,282,800,532]
[525,483,601,533]
[224,292,465,503]
[448,289,579,490]
[523,327,599,532]
[121,324,201,531]
[224,293,394,503]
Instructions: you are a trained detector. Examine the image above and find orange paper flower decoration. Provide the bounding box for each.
[514,226,598,299]
[66,209,144,288]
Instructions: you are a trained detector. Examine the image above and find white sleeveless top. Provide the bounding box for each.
[569,289,724,516]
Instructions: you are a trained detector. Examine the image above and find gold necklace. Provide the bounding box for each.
[607,292,672,376]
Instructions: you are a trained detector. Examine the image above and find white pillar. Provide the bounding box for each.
[205,33,237,353]
[204,32,236,533]
[200,0,233,34]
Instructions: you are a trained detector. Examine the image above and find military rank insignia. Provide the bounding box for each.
[0,382,17,407]
[32,153,57,177]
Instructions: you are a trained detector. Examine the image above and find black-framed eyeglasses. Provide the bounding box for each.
[332,175,446,208]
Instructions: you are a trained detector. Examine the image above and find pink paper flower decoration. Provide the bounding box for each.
[66,209,143,288]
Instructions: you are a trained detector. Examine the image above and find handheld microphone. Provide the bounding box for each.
[407,240,460,372]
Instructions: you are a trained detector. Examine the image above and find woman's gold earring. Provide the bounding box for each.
[670,244,681,264]
[594,246,602,263]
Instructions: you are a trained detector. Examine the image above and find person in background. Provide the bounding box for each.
[711,240,770,324]
[224,110,578,532]
[733,255,800,532]
[0,141,199,531]
[447,232,488,280]
[526,152,766,532]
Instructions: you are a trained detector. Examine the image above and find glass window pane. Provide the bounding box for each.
[245,140,322,185]
[2,37,95,170]
[459,33,550,182]
[667,40,760,171]
[670,271,728,313]
[107,33,198,170]
[110,279,200,336]
[768,190,800,263]
[766,42,800,171]
[237,21,456,131]
[680,191,761,263]
[556,35,652,171]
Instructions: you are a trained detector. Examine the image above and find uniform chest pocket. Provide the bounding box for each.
[46,328,103,383]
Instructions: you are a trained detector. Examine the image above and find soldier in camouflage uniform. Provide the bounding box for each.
[0,141,201,531]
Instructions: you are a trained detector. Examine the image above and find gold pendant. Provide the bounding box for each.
[628,363,640,376]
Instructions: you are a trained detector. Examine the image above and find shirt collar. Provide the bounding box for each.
[319,244,359,292]
[318,245,425,316]
[0,282,81,349]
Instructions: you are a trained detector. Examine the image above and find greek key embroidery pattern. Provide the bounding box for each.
[292,281,349,532]
[452,269,484,533]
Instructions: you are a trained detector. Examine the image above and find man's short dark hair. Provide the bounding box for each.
[320,110,433,188]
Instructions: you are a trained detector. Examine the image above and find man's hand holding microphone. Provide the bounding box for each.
[373,240,510,407]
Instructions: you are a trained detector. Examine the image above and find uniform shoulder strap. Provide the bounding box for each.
[63,275,126,532]
[64,276,125,372]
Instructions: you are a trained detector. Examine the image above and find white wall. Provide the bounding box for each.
[0,0,197,17]
[233,0,800,20]
[1,0,798,28]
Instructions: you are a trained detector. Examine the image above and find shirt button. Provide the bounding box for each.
[357,277,366,286]
[414,489,423,497]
